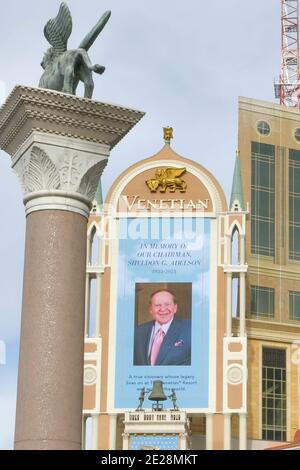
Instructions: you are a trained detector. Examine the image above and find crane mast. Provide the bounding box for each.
[275,0,300,107]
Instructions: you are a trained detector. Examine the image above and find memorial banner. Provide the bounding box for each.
[114,217,211,410]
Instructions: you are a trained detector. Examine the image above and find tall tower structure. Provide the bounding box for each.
[238,96,300,445]
[275,0,300,107]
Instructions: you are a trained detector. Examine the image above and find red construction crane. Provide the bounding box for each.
[274,0,300,107]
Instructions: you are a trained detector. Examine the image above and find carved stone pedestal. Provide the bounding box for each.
[0,86,144,450]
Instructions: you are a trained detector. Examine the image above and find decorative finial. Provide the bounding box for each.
[163,127,173,145]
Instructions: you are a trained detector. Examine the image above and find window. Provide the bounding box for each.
[294,128,300,142]
[257,121,270,135]
[289,291,300,321]
[251,285,275,318]
[251,142,275,256]
[262,348,286,441]
[289,149,300,260]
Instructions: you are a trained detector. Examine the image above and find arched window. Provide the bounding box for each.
[88,224,100,266]
[88,277,97,337]
[231,226,240,265]
[232,277,239,319]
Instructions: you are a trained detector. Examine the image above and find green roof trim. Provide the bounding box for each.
[230,151,244,211]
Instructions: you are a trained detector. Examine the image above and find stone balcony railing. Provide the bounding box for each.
[125,410,187,423]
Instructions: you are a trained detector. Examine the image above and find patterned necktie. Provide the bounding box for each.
[150,328,165,365]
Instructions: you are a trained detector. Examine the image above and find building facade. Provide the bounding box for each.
[81,138,248,450]
[238,97,300,447]
[81,98,300,450]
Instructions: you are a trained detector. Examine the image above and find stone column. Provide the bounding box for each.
[179,432,187,450]
[0,86,144,450]
[122,433,129,450]
[95,273,102,336]
[82,416,87,450]
[109,414,118,450]
[239,413,247,450]
[226,272,232,336]
[223,413,231,450]
[92,415,100,450]
[239,272,246,336]
[85,275,91,336]
[205,414,214,450]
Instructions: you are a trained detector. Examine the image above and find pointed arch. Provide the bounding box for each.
[228,220,243,237]
[87,220,101,238]
[87,221,101,267]
[231,224,240,265]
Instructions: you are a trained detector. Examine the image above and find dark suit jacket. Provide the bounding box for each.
[134,317,191,366]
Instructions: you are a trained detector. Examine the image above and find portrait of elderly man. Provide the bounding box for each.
[133,289,191,366]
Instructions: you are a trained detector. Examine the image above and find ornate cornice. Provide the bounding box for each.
[0,85,145,156]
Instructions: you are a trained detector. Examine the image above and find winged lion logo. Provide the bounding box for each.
[146,168,187,193]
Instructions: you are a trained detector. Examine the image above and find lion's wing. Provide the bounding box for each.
[78,11,111,51]
[165,168,186,178]
[44,2,72,54]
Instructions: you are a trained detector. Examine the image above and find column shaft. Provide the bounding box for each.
[85,275,91,336]
[123,434,129,450]
[95,274,102,337]
[14,210,87,450]
[226,273,232,336]
[206,414,213,450]
[92,415,100,450]
[81,416,87,450]
[239,273,246,336]
[224,413,231,450]
[109,414,118,450]
[239,413,247,450]
[240,235,245,265]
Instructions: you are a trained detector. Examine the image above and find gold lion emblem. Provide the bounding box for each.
[146,167,187,193]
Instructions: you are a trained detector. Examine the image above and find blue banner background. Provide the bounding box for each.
[114,217,211,409]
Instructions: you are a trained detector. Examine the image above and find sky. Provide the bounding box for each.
[0,0,280,449]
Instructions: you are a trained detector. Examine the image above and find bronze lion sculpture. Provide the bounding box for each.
[39,3,111,99]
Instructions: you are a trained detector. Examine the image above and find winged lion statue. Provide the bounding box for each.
[39,2,111,99]
[146,168,187,193]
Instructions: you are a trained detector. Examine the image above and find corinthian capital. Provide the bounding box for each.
[13,132,109,217]
[0,86,145,218]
